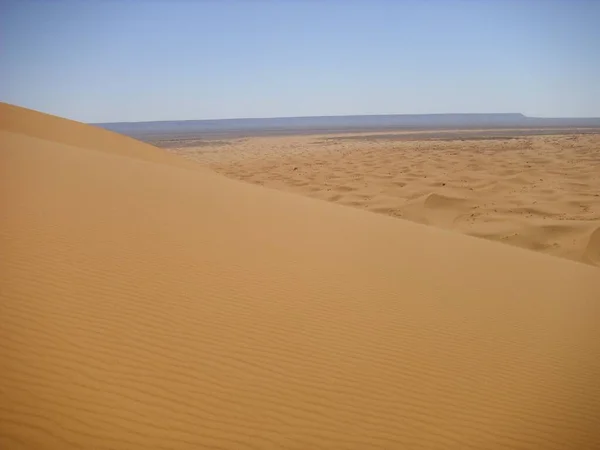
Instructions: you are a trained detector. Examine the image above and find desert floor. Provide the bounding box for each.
[169,132,600,266]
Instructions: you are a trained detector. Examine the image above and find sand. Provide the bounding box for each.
[1,103,600,450]
[170,133,600,266]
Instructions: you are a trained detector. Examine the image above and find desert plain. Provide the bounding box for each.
[168,131,600,266]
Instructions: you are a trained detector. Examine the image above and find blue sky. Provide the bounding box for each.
[1,0,599,122]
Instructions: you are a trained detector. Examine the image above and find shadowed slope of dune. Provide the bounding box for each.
[584,226,600,265]
[1,103,600,449]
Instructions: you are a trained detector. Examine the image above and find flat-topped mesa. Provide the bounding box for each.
[94,112,600,141]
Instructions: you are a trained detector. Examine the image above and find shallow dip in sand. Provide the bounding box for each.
[170,132,600,266]
[2,104,600,449]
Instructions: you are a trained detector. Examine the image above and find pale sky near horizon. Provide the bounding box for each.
[1,0,599,123]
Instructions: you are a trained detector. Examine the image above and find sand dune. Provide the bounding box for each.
[1,103,600,449]
[173,134,600,266]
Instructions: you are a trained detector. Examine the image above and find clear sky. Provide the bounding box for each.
[1,0,599,123]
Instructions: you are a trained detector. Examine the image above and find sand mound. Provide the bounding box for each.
[423,192,470,209]
[1,103,600,449]
[401,192,472,227]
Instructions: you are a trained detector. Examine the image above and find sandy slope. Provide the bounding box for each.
[1,103,600,450]
[173,134,600,266]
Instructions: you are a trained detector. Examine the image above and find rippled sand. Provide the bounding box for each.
[2,103,599,449]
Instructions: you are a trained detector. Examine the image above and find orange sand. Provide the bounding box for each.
[1,103,600,449]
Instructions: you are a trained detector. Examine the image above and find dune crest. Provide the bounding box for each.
[0,103,200,171]
[1,103,600,449]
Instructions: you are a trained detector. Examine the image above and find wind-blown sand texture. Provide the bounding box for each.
[171,133,600,266]
[1,103,600,449]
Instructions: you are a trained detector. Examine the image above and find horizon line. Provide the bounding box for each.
[92,112,600,125]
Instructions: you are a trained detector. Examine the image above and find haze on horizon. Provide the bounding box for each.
[1,0,599,123]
